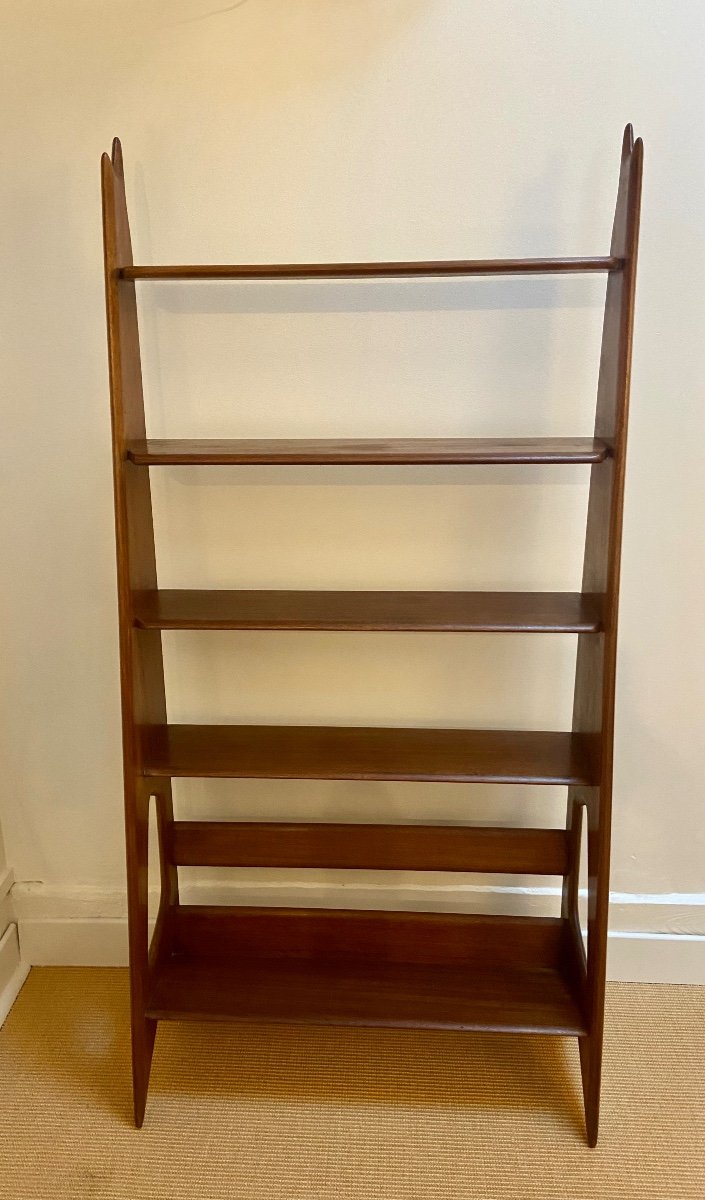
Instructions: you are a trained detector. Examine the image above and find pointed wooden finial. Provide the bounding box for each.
[621,124,634,159]
[112,137,124,174]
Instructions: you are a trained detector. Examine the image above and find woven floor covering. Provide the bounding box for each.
[1,969,703,1199]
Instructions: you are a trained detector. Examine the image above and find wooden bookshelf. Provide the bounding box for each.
[101,126,642,1144]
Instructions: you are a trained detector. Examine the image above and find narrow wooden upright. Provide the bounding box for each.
[562,125,642,1144]
[102,128,641,1140]
[102,141,178,1127]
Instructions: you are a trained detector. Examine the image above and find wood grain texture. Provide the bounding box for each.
[562,125,643,1146]
[141,725,599,785]
[102,137,178,1127]
[147,908,586,1034]
[134,589,603,633]
[102,129,641,1141]
[170,822,570,874]
[121,257,622,280]
[126,437,609,466]
[167,906,566,968]
[147,958,586,1035]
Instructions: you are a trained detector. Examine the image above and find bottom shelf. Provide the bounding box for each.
[147,907,587,1037]
[148,958,585,1036]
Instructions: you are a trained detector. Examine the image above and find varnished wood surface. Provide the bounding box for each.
[102,129,642,1140]
[149,907,585,1034]
[141,725,598,784]
[562,125,643,1146]
[134,589,603,633]
[126,437,609,466]
[170,822,570,874]
[102,136,178,1127]
[169,906,565,968]
[121,257,622,281]
[147,957,586,1035]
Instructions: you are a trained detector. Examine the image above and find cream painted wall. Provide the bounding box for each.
[1,2,704,969]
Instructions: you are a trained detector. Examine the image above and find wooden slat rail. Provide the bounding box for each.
[133,589,603,633]
[169,906,565,968]
[126,437,609,466]
[121,257,623,280]
[170,822,569,874]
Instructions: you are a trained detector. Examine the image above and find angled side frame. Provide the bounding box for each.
[101,139,178,1126]
[563,125,643,1145]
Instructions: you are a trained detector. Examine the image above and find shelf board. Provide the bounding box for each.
[147,958,585,1035]
[126,437,610,466]
[140,725,598,785]
[147,908,586,1035]
[121,257,622,281]
[134,589,603,633]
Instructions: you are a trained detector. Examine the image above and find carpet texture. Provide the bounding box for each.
[0,968,703,1199]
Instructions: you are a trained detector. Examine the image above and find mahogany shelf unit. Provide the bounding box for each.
[101,127,642,1144]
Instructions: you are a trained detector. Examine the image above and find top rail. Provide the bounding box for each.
[120,257,623,281]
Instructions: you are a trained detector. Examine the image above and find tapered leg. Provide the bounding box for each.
[131,1014,157,1127]
[579,1033,602,1147]
[124,777,156,1126]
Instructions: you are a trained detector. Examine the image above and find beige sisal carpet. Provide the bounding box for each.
[0,968,703,1199]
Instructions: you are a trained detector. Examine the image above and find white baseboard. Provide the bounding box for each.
[13,880,705,984]
[19,918,131,968]
[606,931,705,984]
[0,924,30,1027]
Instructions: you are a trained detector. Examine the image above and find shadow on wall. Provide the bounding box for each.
[141,277,604,316]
